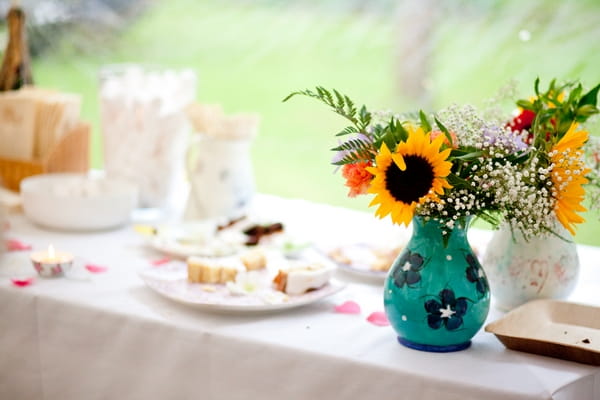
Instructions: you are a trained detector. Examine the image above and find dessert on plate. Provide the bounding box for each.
[153,218,288,258]
[272,262,335,295]
[187,256,243,284]
[187,249,334,297]
[328,243,403,273]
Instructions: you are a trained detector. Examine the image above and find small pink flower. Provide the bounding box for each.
[334,300,361,314]
[11,277,34,287]
[366,311,390,326]
[85,264,108,274]
[151,257,171,266]
[6,239,32,252]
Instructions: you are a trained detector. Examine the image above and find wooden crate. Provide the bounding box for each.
[0,121,90,191]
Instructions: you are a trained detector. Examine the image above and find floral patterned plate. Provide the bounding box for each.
[325,243,403,282]
[139,263,345,312]
[148,221,306,259]
[148,222,247,258]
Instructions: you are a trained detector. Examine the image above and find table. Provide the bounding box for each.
[1,195,599,400]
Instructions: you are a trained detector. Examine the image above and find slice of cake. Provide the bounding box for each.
[240,248,267,271]
[187,256,241,284]
[273,262,334,295]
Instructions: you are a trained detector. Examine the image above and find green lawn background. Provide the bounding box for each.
[29,0,600,244]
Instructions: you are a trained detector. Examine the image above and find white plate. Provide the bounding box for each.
[139,263,345,312]
[149,222,247,258]
[324,243,402,282]
[337,263,388,281]
[149,221,311,259]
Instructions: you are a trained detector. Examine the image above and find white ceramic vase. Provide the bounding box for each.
[482,223,579,311]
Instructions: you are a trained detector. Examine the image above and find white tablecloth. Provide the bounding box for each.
[1,195,599,400]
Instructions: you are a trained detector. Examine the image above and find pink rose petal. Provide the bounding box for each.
[6,239,32,252]
[334,300,361,314]
[85,264,108,274]
[366,311,390,326]
[11,277,34,287]
[151,257,171,266]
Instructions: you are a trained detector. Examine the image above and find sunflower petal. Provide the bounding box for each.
[392,154,406,171]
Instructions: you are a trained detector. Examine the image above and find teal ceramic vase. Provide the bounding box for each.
[384,216,490,352]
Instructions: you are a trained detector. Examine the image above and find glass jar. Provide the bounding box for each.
[99,64,196,211]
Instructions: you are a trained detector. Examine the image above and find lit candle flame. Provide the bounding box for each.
[47,244,55,261]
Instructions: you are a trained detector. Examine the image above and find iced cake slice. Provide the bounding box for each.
[273,262,334,295]
[187,256,242,284]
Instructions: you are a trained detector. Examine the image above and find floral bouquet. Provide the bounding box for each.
[501,79,600,238]
[284,87,529,238]
[284,79,599,240]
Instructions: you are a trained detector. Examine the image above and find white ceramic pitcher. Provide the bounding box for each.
[184,134,255,220]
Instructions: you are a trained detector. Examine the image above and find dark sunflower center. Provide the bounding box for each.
[385,155,434,203]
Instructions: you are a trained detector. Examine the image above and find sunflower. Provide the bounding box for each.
[366,126,453,226]
[550,123,591,235]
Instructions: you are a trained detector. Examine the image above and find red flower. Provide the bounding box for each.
[341,162,372,197]
[507,109,555,144]
[507,109,536,133]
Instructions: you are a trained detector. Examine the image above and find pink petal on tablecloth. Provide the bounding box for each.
[151,257,171,266]
[366,311,390,326]
[11,277,34,287]
[6,239,32,251]
[334,300,361,314]
[85,264,108,274]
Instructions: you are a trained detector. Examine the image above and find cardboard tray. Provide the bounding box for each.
[485,299,600,365]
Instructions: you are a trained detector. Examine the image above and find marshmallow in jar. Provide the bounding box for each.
[99,65,196,209]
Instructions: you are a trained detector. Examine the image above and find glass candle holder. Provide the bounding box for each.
[30,245,74,278]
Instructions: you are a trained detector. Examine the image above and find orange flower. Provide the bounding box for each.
[430,130,458,148]
[342,162,373,197]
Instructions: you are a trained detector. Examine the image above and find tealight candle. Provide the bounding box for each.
[30,245,74,278]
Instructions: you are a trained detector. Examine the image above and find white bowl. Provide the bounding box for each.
[21,173,138,231]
